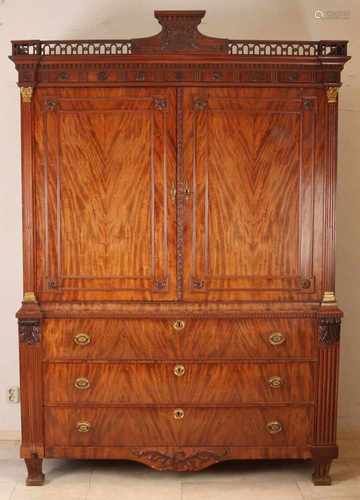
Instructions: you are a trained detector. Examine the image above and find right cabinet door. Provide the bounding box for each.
[183,88,324,301]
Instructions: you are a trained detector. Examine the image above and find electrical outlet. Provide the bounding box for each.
[7,386,20,403]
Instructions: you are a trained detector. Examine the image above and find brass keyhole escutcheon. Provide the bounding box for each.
[174,365,185,377]
[269,332,285,346]
[172,320,185,331]
[266,421,283,434]
[74,377,90,390]
[268,376,283,389]
[174,408,185,420]
[76,421,91,433]
[73,333,91,346]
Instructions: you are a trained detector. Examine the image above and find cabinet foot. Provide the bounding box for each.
[312,460,332,486]
[25,457,45,486]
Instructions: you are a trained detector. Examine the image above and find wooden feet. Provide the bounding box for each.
[312,460,332,486]
[25,457,45,486]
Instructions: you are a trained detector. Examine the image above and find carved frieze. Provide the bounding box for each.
[15,62,344,87]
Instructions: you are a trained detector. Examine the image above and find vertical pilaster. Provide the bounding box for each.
[323,86,339,296]
[312,86,342,485]
[20,86,36,294]
[17,87,44,482]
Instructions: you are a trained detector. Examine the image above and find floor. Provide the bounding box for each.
[1,439,360,500]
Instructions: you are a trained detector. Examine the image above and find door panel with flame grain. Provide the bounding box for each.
[34,88,176,301]
[183,87,321,301]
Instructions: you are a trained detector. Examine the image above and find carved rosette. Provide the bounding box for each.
[300,277,312,289]
[319,316,341,345]
[18,319,41,345]
[153,98,168,110]
[131,449,228,471]
[191,277,205,290]
[153,277,168,291]
[44,99,58,112]
[193,98,208,111]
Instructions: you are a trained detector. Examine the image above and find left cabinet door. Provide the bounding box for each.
[34,88,177,301]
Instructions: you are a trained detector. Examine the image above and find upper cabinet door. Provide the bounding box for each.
[35,88,176,301]
[183,88,323,302]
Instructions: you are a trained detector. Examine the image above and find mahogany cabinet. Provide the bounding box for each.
[10,10,350,486]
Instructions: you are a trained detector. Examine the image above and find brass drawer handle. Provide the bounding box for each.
[73,333,91,346]
[269,332,285,346]
[174,364,185,377]
[74,377,90,390]
[174,408,184,420]
[268,376,283,389]
[76,421,91,433]
[172,320,185,331]
[266,421,283,434]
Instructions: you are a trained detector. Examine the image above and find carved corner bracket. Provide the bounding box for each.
[319,315,341,345]
[131,448,228,471]
[18,319,41,345]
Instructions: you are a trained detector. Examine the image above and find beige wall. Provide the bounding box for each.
[0,0,358,433]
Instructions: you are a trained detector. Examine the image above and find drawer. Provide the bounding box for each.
[44,406,313,447]
[44,362,314,404]
[43,318,315,360]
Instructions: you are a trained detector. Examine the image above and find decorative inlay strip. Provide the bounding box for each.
[176,88,184,300]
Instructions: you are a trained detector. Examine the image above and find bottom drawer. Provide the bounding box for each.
[45,406,313,447]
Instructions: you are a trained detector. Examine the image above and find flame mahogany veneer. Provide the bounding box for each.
[11,10,349,486]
